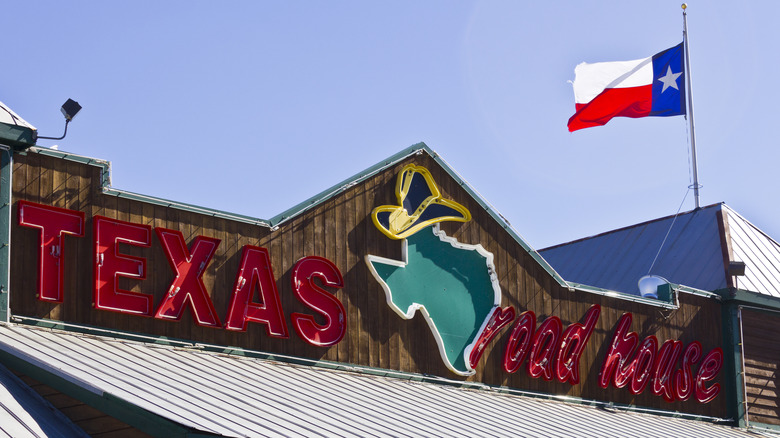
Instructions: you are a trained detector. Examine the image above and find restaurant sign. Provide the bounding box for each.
[13,160,723,405]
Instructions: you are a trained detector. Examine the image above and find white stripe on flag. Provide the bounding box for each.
[572,57,653,104]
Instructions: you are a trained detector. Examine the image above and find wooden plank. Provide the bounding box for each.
[26,153,42,204]
[43,392,83,409]
[15,155,42,318]
[743,333,780,350]
[363,173,382,369]
[744,354,780,370]
[747,398,780,413]
[291,215,306,359]
[91,427,154,438]
[320,198,338,363]
[207,209,228,348]
[310,202,327,361]
[75,415,140,436]
[61,160,80,324]
[748,412,780,426]
[379,171,402,373]
[72,160,90,325]
[11,155,34,317]
[742,308,780,328]
[599,297,620,404]
[372,173,390,370]
[51,157,68,209]
[355,179,370,368]
[39,154,54,206]
[60,403,109,422]
[746,382,778,398]
[342,184,359,366]
[332,187,349,365]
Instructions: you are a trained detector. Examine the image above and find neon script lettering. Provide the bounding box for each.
[503,304,600,385]
[599,313,723,403]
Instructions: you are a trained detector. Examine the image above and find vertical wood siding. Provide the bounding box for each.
[741,308,780,425]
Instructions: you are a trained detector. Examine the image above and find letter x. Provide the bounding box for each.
[154,228,221,327]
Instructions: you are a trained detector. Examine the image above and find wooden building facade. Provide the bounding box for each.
[8,144,734,419]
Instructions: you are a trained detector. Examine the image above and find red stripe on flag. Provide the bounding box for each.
[568,85,653,132]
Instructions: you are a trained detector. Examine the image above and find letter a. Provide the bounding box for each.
[224,245,288,338]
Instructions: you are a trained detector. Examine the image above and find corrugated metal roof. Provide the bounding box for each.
[0,360,88,438]
[724,205,780,298]
[0,324,760,438]
[540,204,727,295]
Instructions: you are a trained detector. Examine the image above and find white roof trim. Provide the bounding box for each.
[0,102,35,130]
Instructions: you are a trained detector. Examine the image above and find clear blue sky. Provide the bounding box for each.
[6,1,778,249]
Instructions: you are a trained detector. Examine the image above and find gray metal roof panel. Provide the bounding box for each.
[0,324,760,438]
[724,205,780,297]
[540,204,727,295]
[0,361,89,438]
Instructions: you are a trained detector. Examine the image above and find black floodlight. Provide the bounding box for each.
[60,98,81,121]
[38,98,82,141]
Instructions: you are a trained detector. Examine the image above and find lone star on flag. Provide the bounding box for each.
[658,66,682,92]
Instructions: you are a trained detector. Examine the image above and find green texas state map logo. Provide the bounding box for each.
[365,164,513,376]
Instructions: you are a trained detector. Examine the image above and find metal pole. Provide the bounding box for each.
[682,3,701,208]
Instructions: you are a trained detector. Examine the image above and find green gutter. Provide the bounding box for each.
[718,287,780,311]
[0,146,11,323]
[0,122,36,151]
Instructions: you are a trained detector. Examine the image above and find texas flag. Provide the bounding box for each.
[567,43,686,132]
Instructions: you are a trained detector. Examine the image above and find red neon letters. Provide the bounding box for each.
[695,347,724,403]
[600,314,724,403]
[154,228,222,327]
[468,306,516,370]
[94,216,153,316]
[527,316,563,380]
[503,304,600,385]
[17,201,85,302]
[290,256,346,347]
[502,306,722,403]
[652,340,683,402]
[19,201,345,347]
[503,310,536,374]
[556,304,600,385]
[224,246,289,337]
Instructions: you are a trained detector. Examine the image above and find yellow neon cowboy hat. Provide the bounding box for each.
[371,164,471,240]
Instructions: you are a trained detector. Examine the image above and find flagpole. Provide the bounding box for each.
[682,3,701,209]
